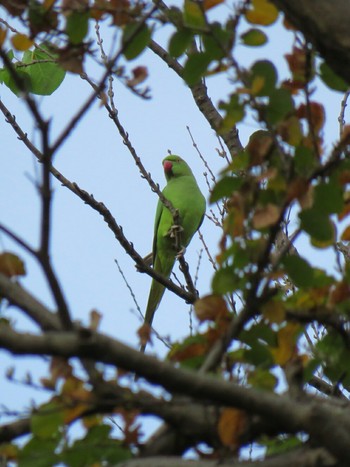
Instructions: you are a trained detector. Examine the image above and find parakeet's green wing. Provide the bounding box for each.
[140,155,206,353]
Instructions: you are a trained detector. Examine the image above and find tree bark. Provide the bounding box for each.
[272,0,350,84]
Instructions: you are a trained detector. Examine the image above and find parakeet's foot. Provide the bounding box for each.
[176,246,186,259]
[167,224,184,238]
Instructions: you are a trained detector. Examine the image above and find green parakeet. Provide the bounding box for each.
[140,155,206,352]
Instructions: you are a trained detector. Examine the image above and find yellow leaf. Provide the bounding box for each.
[262,300,285,324]
[0,252,26,278]
[184,0,206,29]
[251,75,265,95]
[245,0,279,26]
[218,407,247,449]
[270,322,301,366]
[11,33,33,51]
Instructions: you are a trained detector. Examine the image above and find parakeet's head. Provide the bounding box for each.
[162,155,194,181]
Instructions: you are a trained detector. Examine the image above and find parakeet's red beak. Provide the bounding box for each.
[163,160,173,173]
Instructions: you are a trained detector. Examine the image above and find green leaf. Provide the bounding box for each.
[123,23,151,60]
[31,401,64,440]
[218,93,246,129]
[299,209,335,244]
[21,43,66,96]
[0,65,31,96]
[66,11,90,45]
[313,181,344,215]
[183,52,211,85]
[266,88,294,124]
[168,29,193,57]
[212,266,237,294]
[62,425,132,467]
[250,60,277,96]
[247,368,277,390]
[241,28,267,46]
[319,61,348,92]
[282,255,315,288]
[210,176,243,203]
[202,24,230,60]
[19,437,59,467]
[294,146,317,176]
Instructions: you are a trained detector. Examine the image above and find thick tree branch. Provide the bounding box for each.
[119,446,337,467]
[272,0,350,84]
[1,326,350,461]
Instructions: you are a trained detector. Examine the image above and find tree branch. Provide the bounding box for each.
[2,326,350,461]
[271,0,350,84]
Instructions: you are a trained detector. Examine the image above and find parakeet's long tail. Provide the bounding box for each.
[140,256,174,353]
[140,279,165,353]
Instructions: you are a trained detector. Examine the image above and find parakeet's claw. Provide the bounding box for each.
[176,246,186,259]
[168,224,184,238]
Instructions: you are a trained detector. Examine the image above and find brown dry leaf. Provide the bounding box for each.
[127,66,148,87]
[285,46,307,82]
[58,45,84,73]
[286,177,309,203]
[89,309,102,331]
[297,102,325,133]
[218,407,247,450]
[110,0,131,25]
[298,183,314,209]
[137,322,152,348]
[0,252,25,278]
[340,125,350,145]
[328,281,350,306]
[252,203,280,229]
[194,294,228,322]
[0,26,7,47]
[247,130,274,166]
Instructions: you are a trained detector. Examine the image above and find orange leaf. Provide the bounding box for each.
[218,407,247,449]
[194,294,229,322]
[0,252,25,278]
[11,33,33,51]
[341,225,350,241]
[203,0,224,10]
